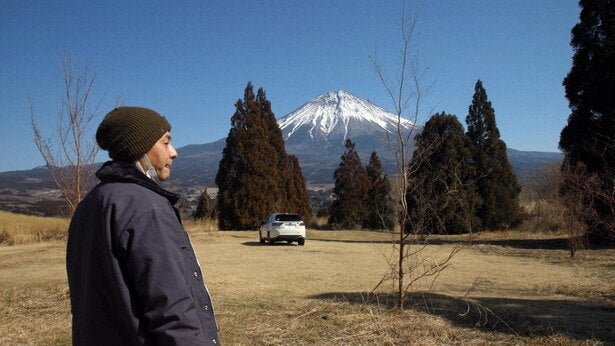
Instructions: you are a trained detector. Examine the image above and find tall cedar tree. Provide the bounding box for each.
[329,139,370,229]
[283,155,313,219]
[364,151,395,230]
[406,113,480,234]
[560,0,615,240]
[466,80,521,230]
[216,83,311,230]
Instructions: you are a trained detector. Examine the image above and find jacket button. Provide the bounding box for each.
[202,304,208,310]
[213,339,217,344]
[193,271,198,277]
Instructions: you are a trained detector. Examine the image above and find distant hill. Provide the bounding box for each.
[506,148,563,179]
[171,139,226,186]
[0,166,57,190]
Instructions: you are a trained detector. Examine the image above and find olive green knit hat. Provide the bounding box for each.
[96,106,171,162]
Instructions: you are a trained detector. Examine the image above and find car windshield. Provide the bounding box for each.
[275,214,302,222]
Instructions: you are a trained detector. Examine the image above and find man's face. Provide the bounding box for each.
[145,131,177,181]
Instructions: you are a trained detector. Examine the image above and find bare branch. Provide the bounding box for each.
[370,5,467,311]
[29,56,103,215]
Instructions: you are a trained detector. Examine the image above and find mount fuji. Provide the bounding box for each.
[279,90,414,146]
[276,90,417,182]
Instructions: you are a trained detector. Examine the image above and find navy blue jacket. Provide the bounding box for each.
[67,161,219,345]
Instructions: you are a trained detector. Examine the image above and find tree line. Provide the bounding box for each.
[327,80,520,233]
[197,79,520,234]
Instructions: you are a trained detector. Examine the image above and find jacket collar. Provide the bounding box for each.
[96,161,180,205]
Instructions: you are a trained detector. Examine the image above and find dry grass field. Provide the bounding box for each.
[0,213,614,345]
[0,210,68,245]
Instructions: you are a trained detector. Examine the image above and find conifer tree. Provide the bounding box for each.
[216,82,311,230]
[283,154,313,219]
[258,85,312,220]
[559,0,615,241]
[216,83,282,229]
[329,139,370,229]
[466,80,521,229]
[407,113,480,234]
[364,151,395,230]
[561,0,615,171]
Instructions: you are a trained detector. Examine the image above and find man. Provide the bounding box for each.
[67,106,219,345]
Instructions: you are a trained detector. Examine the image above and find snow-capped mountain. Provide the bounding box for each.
[277,90,418,182]
[279,90,415,146]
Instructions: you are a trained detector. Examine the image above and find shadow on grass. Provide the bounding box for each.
[310,235,615,251]
[307,236,569,249]
[309,237,394,245]
[241,241,300,247]
[309,291,615,342]
[431,237,572,250]
[434,237,615,251]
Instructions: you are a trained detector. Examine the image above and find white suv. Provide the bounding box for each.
[259,213,306,245]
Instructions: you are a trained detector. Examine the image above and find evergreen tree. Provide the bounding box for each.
[364,151,395,230]
[560,0,615,241]
[406,113,480,234]
[466,80,521,230]
[216,82,311,230]
[329,139,370,229]
[258,85,312,220]
[283,154,313,219]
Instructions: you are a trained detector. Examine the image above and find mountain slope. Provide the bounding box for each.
[171,139,226,186]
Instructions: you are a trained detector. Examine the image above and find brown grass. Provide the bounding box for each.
[518,199,567,233]
[0,213,613,344]
[0,210,68,245]
[184,217,219,234]
[0,242,70,345]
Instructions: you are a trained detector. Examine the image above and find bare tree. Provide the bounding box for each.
[30,57,104,215]
[370,9,461,310]
[558,165,590,257]
[559,132,615,253]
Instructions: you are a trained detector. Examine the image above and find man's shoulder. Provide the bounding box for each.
[74,181,176,230]
[86,181,167,210]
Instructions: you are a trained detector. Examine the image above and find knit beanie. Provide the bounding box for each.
[96,106,171,162]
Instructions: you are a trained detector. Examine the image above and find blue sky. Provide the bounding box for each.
[0,0,579,172]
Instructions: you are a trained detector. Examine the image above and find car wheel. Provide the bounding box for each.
[298,238,305,246]
[259,231,265,244]
[267,231,274,245]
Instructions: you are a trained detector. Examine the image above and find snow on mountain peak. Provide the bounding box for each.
[278,90,415,142]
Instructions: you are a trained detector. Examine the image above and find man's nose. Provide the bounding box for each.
[170,145,178,159]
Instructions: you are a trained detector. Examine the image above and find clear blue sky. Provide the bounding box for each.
[0,0,579,172]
